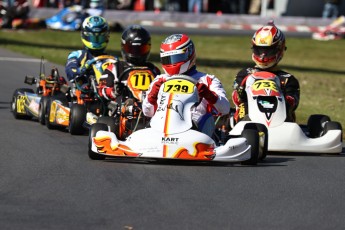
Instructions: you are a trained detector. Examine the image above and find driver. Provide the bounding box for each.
[142,34,230,137]
[232,21,300,123]
[65,15,113,83]
[97,24,161,101]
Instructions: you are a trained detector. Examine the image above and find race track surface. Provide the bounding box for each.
[0,48,344,230]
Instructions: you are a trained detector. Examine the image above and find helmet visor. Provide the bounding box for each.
[82,31,109,44]
[252,45,278,57]
[122,43,151,56]
[160,52,189,65]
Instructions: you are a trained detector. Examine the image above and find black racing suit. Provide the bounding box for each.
[232,67,300,122]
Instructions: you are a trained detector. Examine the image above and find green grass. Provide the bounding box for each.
[1,30,344,138]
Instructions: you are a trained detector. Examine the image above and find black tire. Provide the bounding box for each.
[11,88,34,120]
[45,98,56,130]
[242,123,268,161]
[97,116,117,133]
[45,94,69,130]
[241,128,259,165]
[254,123,268,160]
[38,96,49,125]
[69,104,87,135]
[88,123,108,160]
[307,114,331,138]
[324,121,343,141]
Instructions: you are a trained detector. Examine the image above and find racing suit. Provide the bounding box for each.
[142,66,230,137]
[232,66,300,123]
[65,49,110,82]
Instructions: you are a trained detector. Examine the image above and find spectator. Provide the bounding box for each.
[188,0,202,13]
[165,0,181,11]
[248,0,261,14]
[322,0,341,19]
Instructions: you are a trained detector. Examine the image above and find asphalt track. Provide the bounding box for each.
[0,47,345,230]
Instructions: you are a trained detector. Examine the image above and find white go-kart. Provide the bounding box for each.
[229,71,343,154]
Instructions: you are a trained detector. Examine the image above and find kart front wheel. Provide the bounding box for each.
[69,104,87,135]
[88,123,108,160]
[241,129,259,166]
[254,123,268,160]
[97,116,117,133]
[38,96,50,125]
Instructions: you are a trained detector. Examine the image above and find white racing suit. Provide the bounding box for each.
[142,68,230,137]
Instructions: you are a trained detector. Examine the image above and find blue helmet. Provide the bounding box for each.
[81,16,109,51]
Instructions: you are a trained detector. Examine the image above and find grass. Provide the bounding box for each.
[0,29,344,138]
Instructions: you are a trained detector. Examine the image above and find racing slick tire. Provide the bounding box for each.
[254,123,268,160]
[38,96,49,125]
[88,123,108,160]
[307,114,331,138]
[242,123,268,161]
[241,128,259,166]
[69,104,87,135]
[324,121,343,141]
[96,116,117,133]
[45,94,69,130]
[45,97,57,130]
[11,88,35,120]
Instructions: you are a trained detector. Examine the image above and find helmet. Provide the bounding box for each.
[121,25,151,65]
[251,23,286,69]
[81,16,109,51]
[160,34,196,75]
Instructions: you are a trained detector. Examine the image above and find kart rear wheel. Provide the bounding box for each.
[88,123,108,160]
[45,94,68,130]
[45,97,56,130]
[38,96,49,125]
[307,114,331,138]
[97,116,117,133]
[324,121,343,141]
[69,104,87,135]
[11,88,34,120]
[241,128,259,165]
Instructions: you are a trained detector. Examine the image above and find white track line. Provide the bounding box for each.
[0,57,44,63]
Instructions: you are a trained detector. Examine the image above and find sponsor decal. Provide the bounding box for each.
[93,136,139,156]
[157,98,184,120]
[16,95,26,113]
[161,137,179,144]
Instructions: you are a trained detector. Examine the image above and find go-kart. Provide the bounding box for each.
[88,75,264,165]
[97,65,158,141]
[45,5,104,31]
[11,58,68,125]
[229,71,343,154]
[312,15,345,41]
[45,55,117,135]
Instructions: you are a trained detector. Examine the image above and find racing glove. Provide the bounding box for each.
[99,86,116,101]
[196,83,218,104]
[147,78,165,105]
[285,95,296,109]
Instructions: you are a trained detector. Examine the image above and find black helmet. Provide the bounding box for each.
[121,25,151,65]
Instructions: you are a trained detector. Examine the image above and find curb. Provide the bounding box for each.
[140,20,325,33]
